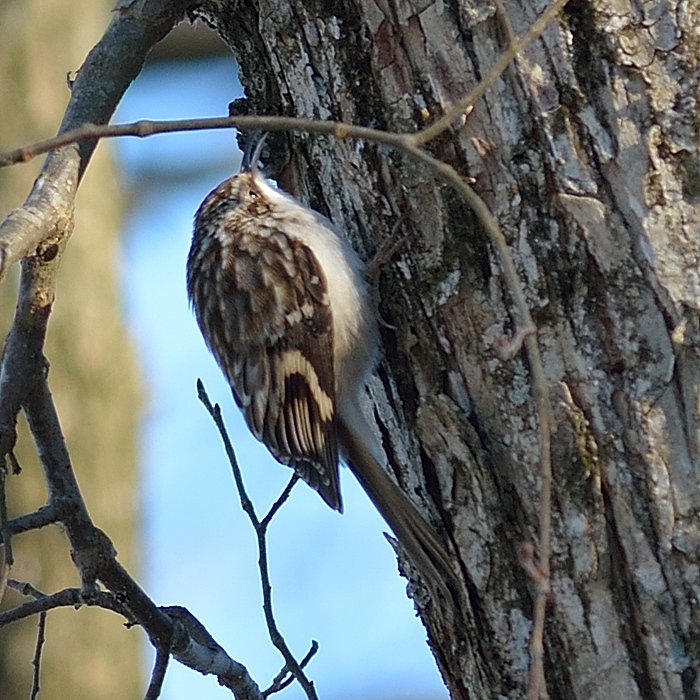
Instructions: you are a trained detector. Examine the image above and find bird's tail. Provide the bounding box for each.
[337,401,458,600]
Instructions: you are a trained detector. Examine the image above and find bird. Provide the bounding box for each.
[186,133,456,596]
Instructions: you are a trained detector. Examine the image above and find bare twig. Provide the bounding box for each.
[8,452,21,475]
[30,612,48,700]
[8,579,47,599]
[4,505,58,539]
[0,585,128,627]
[493,0,518,48]
[256,500,317,700]
[260,474,299,530]
[144,646,171,700]
[519,543,551,699]
[0,459,11,606]
[409,0,570,146]
[0,116,413,173]
[0,556,9,610]
[495,323,537,361]
[263,641,319,697]
[197,381,317,700]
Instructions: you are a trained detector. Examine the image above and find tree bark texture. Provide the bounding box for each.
[197,0,700,698]
[0,3,142,699]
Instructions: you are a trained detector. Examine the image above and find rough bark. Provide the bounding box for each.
[0,3,142,699]
[196,1,700,698]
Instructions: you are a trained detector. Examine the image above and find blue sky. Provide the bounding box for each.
[115,56,447,700]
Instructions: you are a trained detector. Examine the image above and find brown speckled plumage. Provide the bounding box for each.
[187,138,457,596]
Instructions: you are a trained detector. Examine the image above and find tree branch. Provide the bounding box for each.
[17,374,262,698]
[29,611,47,700]
[263,641,319,697]
[0,0,194,278]
[144,646,171,700]
[197,382,317,700]
[161,605,262,699]
[0,459,12,605]
[0,219,70,464]
[5,505,59,538]
[0,585,127,626]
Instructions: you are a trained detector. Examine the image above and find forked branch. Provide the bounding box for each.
[197,381,319,700]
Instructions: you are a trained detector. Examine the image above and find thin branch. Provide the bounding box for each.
[409,0,570,146]
[29,612,47,700]
[197,382,318,700]
[0,462,11,564]
[255,508,317,700]
[260,474,299,531]
[4,505,58,538]
[196,381,259,524]
[493,0,518,48]
[0,116,413,172]
[0,459,11,606]
[495,322,537,361]
[8,451,21,474]
[144,646,171,700]
[8,579,47,599]
[263,641,319,697]
[519,542,552,700]
[0,557,9,610]
[0,585,128,627]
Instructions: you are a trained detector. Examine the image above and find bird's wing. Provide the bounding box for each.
[213,229,342,511]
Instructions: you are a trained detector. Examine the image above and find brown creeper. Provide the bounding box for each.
[187,135,455,594]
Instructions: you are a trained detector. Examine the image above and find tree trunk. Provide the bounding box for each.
[197,0,700,697]
[0,3,142,699]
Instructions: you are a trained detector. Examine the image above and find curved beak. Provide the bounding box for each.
[241,131,269,175]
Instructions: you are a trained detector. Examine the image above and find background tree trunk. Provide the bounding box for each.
[196,0,700,697]
[0,3,142,699]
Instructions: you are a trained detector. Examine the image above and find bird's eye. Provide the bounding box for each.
[249,189,258,199]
